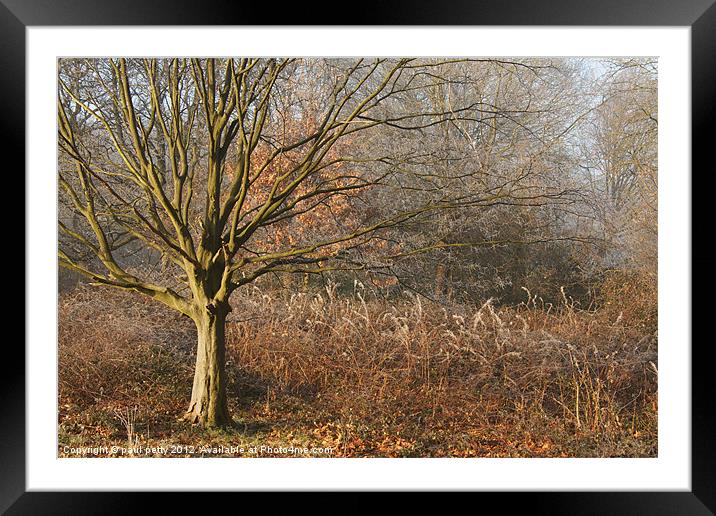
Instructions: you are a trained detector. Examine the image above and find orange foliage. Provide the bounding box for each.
[227,110,363,255]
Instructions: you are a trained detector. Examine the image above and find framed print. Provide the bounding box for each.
[5,0,712,512]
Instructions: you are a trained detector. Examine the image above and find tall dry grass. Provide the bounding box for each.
[224,280,657,456]
[58,276,657,457]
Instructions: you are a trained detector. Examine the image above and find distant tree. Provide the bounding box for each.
[582,59,657,273]
[58,58,579,427]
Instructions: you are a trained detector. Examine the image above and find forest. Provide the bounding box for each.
[58,57,657,457]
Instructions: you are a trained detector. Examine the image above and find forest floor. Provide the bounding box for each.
[58,280,658,458]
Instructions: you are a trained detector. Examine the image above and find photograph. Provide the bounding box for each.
[56,56,659,459]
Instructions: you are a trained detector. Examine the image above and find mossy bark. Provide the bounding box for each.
[184,306,232,427]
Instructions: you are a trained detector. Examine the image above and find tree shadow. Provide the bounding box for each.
[233,419,274,436]
[228,369,271,410]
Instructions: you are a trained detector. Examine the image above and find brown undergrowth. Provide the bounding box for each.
[58,277,657,458]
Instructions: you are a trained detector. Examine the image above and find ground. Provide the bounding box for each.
[58,281,657,458]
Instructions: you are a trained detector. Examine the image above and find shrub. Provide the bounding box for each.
[58,278,657,457]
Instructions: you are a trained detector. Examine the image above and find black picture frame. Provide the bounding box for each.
[5,0,711,512]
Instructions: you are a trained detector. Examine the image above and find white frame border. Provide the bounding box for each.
[27,26,691,491]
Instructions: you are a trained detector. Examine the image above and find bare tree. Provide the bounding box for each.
[581,59,657,273]
[58,57,580,427]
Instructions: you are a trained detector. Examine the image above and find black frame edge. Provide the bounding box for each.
[1,0,26,514]
[8,0,713,513]
[1,0,715,26]
[691,0,716,512]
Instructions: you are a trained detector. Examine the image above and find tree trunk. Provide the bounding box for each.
[184,306,232,427]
